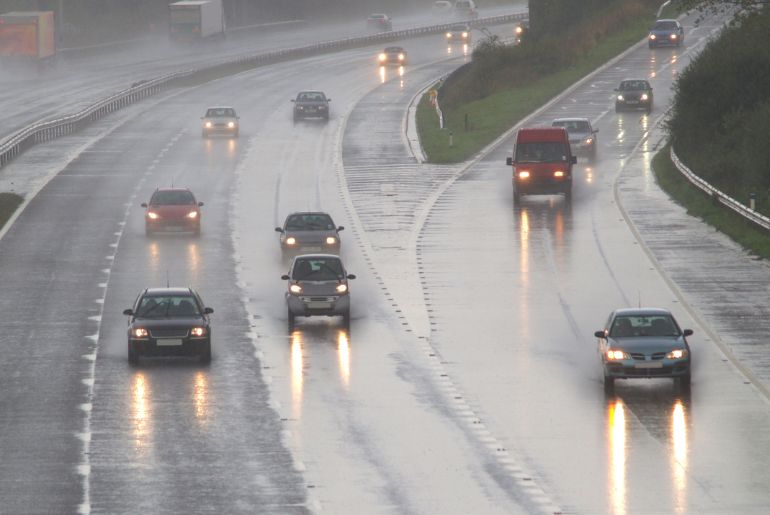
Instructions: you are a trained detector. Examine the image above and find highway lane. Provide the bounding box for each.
[0,26,535,513]
[406,12,770,515]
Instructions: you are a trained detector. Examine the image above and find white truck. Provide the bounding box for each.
[169,0,225,43]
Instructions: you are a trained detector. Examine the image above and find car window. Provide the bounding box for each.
[515,142,569,163]
[286,214,335,231]
[136,295,201,318]
[292,258,344,280]
[206,108,234,117]
[653,21,678,30]
[151,190,196,205]
[385,47,402,53]
[610,315,679,337]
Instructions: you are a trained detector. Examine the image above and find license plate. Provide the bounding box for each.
[302,246,322,251]
[635,361,663,369]
[626,100,639,104]
[157,338,183,346]
[307,302,331,309]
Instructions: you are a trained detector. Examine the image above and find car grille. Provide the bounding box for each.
[623,366,674,377]
[629,352,666,360]
[150,328,188,338]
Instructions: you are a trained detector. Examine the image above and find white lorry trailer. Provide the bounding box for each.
[169,0,225,43]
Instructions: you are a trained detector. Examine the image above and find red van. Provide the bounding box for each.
[505,127,576,201]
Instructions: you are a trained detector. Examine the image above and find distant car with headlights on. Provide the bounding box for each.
[275,212,344,256]
[595,308,692,392]
[513,22,528,45]
[123,287,214,364]
[142,188,203,236]
[366,13,392,32]
[551,117,598,160]
[648,18,683,48]
[291,90,331,122]
[282,254,355,328]
[446,23,471,44]
[378,46,407,66]
[201,106,239,137]
[614,79,653,113]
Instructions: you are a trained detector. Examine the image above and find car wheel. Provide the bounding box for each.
[193,224,201,237]
[513,188,520,203]
[128,343,139,365]
[342,309,351,328]
[145,224,153,237]
[615,104,621,113]
[288,308,295,329]
[603,375,615,393]
[199,343,212,365]
[677,373,691,391]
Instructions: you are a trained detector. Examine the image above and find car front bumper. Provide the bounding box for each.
[513,177,572,195]
[603,358,690,379]
[129,336,210,357]
[287,293,350,317]
[146,218,200,233]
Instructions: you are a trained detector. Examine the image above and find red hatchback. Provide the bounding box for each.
[141,188,203,236]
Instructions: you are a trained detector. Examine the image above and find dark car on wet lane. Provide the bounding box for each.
[123,287,214,365]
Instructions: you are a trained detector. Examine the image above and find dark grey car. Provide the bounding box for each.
[292,91,331,122]
[282,254,355,328]
[615,79,653,113]
[275,212,344,257]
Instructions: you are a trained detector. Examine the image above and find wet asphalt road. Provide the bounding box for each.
[2,6,770,515]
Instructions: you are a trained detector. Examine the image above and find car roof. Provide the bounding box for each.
[296,90,325,95]
[612,308,673,317]
[552,117,590,123]
[287,211,332,217]
[655,18,678,23]
[516,127,569,142]
[385,46,404,51]
[205,106,234,110]
[368,13,387,18]
[449,24,469,29]
[292,253,342,260]
[154,187,193,193]
[144,287,195,296]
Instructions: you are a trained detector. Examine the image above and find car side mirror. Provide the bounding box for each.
[337,226,345,231]
[505,157,513,166]
[571,156,577,164]
[141,203,148,208]
[594,330,606,338]
[290,99,295,102]
[281,274,290,280]
[614,88,619,92]
[347,274,356,280]
[275,227,284,233]
[204,307,214,314]
[683,329,693,337]
[327,98,332,102]
[198,202,204,207]
[593,128,599,133]
[123,308,134,316]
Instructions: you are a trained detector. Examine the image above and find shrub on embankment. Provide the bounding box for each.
[666,6,770,216]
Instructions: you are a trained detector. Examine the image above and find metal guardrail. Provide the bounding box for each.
[670,147,770,232]
[0,12,527,171]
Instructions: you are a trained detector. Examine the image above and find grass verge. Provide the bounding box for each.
[418,14,668,163]
[0,193,24,232]
[653,145,770,260]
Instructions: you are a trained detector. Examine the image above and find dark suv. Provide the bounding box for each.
[123,287,214,364]
[292,91,331,122]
